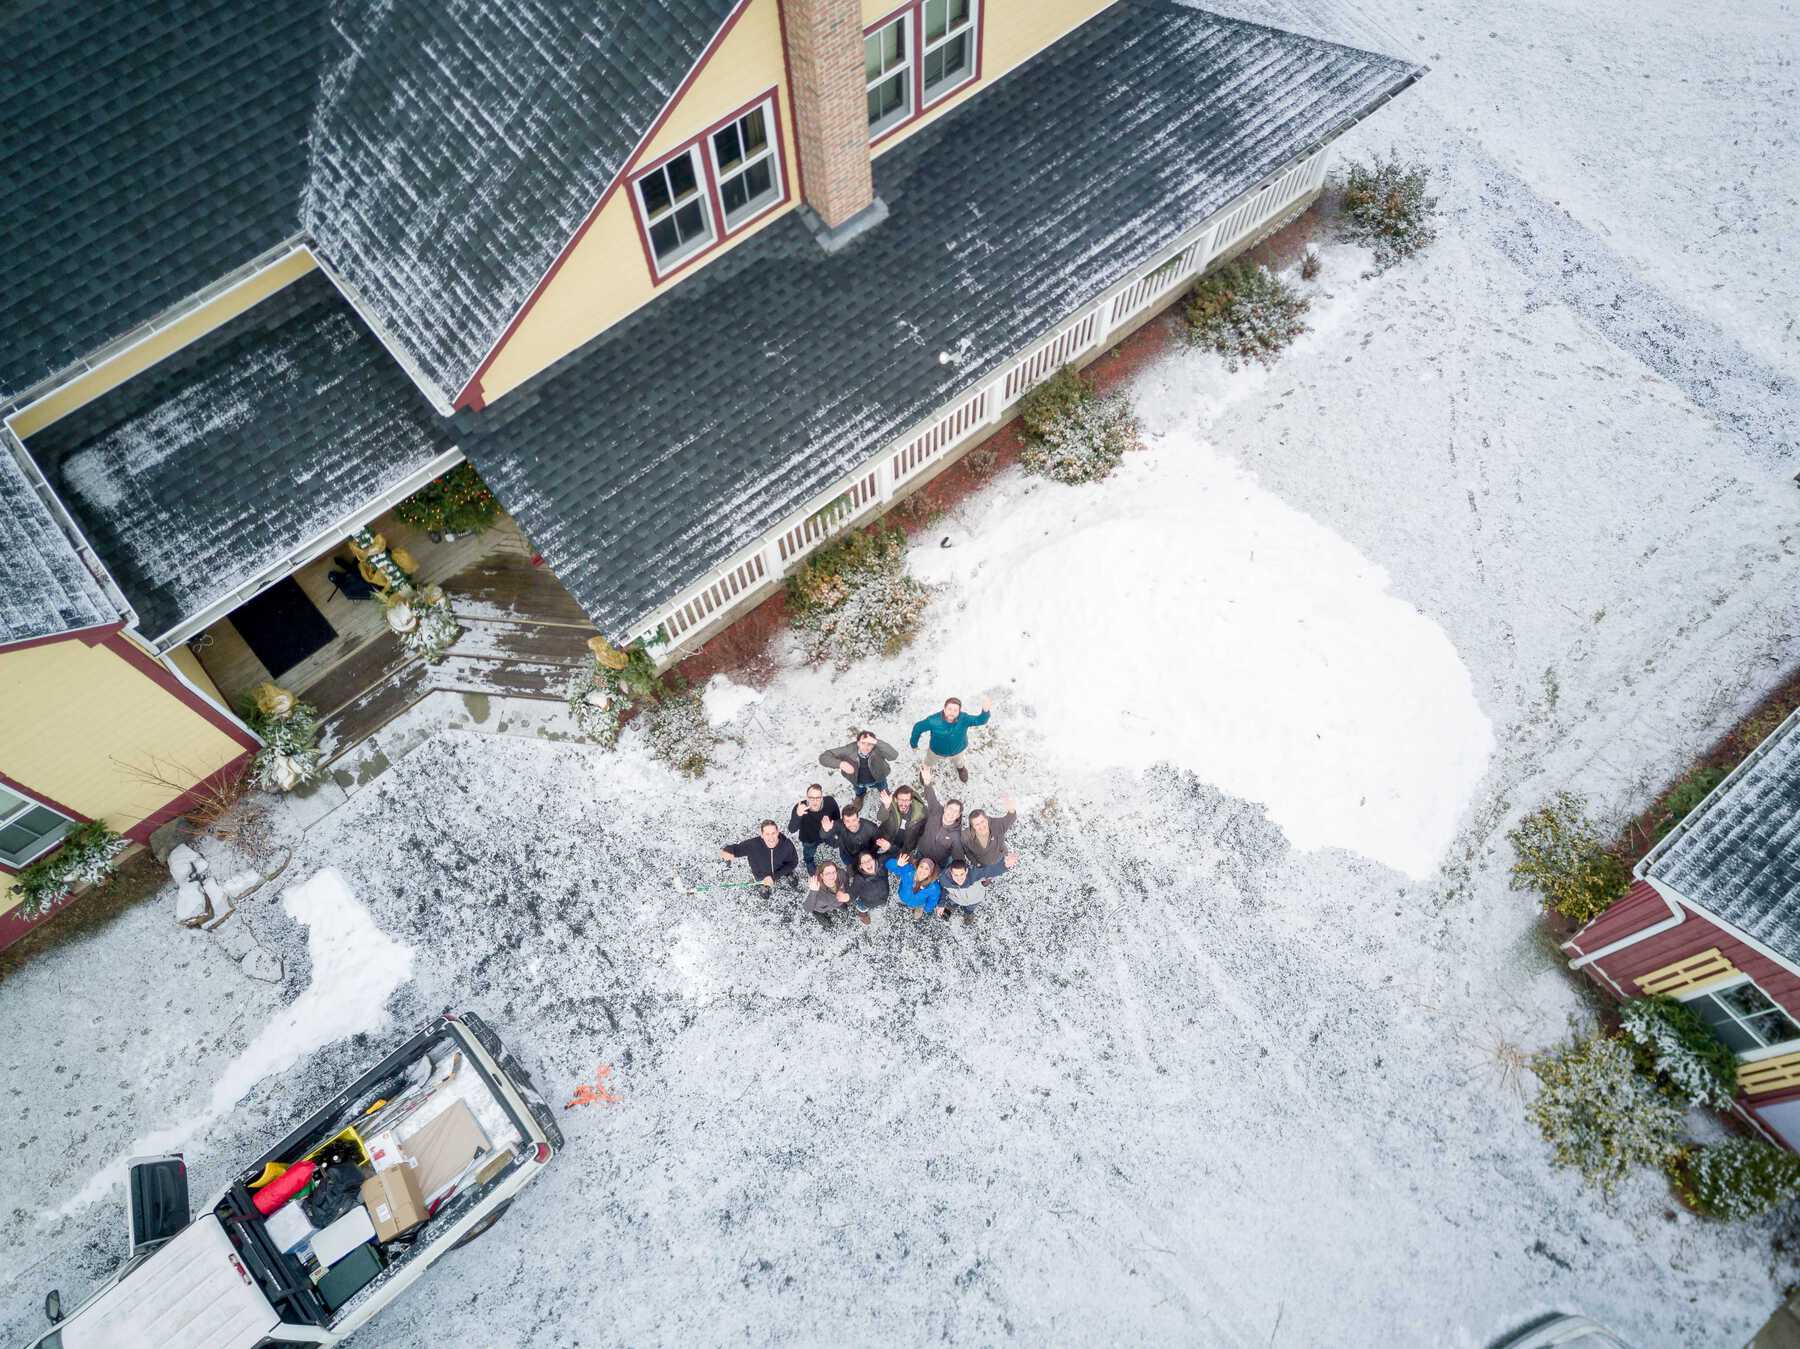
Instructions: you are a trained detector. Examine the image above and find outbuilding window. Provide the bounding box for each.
[1681,977,1800,1056]
[0,785,74,868]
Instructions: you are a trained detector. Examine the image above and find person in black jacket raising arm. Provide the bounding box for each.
[719,820,799,889]
[787,783,841,873]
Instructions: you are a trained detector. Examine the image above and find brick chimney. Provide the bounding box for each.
[779,0,884,246]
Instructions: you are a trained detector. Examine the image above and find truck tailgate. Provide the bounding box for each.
[65,1215,278,1349]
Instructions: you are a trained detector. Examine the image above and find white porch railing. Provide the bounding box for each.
[631,142,1331,657]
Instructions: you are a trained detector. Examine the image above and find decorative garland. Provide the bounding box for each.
[566,661,625,748]
[565,636,661,747]
[15,822,127,919]
[351,528,461,664]
[244,682,324,793]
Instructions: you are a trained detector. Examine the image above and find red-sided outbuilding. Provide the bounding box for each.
[1564,709,1800,1147]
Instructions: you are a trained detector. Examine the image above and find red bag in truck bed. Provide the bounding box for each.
[252,1160,316,1215]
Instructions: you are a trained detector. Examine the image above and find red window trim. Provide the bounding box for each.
[627,87,792,288]
[0,772,90,876]
[865,0,985,151]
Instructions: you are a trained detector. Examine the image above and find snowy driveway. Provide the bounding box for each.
[7,0,1800,1344]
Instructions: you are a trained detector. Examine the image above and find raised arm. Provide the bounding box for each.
[722,839,752,859]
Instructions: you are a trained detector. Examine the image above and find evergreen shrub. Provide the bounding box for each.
[1669,1139,1800,1220]
[1527,1032,1686,1195]
[1336,152,1439,272]
[1507,791,1630,924]
[1183,262,1311,369]
[636,688,725,778]
[1657,765,1725,837]
[1016,366,1140,484]
[394,463,500,535]
[1618,996,1738,1109]
[787,527,930,669]
[15,822,127,919]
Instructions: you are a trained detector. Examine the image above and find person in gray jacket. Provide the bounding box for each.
[959,794,1019,872]
[938,854,1019,925]
[915,763,966,868]
[817,730,898,802]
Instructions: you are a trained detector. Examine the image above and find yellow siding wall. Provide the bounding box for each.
[7,250,316,439]
[0,639,244,913]
[166,642,227,707]
[480,0,798,402]
[862,0,1116,154]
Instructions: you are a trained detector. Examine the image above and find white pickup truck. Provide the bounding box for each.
[25,1011,561,1349]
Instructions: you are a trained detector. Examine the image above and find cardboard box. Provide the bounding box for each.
[402,1100,488,1198]
[310,1204,376,1267]
[361,1165,426,1242]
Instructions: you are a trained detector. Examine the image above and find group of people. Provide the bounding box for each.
[716,696,1021,928]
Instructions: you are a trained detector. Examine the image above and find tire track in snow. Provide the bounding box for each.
[1467,142,1799,466]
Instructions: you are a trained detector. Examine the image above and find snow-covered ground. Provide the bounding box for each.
[6,1,1800,1344]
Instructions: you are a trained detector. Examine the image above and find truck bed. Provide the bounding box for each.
[214,1014,536,1330]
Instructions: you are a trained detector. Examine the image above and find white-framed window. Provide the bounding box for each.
[0,784,74,868]
[1680,977,1800,1057]
[921,0,976,103]
[635,146,715,272]
[710,101,782,230]
[865,13,912,136]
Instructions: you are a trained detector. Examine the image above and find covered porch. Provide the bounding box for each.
[20,270,600,766]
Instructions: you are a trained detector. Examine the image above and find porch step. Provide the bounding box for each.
[445,617,593,667]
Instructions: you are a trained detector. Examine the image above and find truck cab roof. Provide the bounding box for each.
[59,1216,277,1349]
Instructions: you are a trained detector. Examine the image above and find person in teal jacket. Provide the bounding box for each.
[885,854,942,919]
[909,695,991,782]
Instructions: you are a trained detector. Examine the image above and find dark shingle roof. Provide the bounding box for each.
[22,272,455,646]
[0,1,331,397]
[0,450,115,647]
[0,1,737,403]
[304,0,740,407]
[459,0,1422,637]
[1646,713,1800,968]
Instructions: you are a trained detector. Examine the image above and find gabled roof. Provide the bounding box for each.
[302,0,741,407]
[1646,711,1800,969]
[0,447,115,647]
[460,0,1423,637]
[22,272,455,647]
[0,0,739,404]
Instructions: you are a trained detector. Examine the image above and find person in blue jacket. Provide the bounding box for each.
[885,853,942,920]
[909,695,992,783]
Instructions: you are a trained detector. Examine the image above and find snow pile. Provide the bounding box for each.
[51,869,413,1218]
[916,416,1493,880]
[701,674,763,727]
